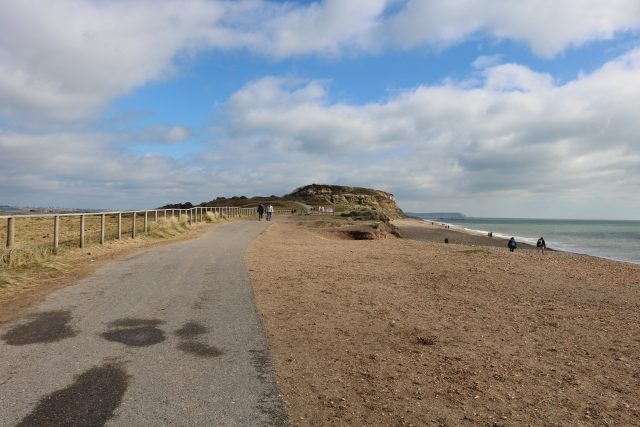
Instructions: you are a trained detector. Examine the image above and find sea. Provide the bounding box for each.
[413,215,640,265]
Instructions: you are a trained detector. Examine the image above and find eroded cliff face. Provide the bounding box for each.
[285,184,405,219]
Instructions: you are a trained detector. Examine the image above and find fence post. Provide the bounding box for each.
[117,213,122,239]
[80,215,85,248]
[6,217,15,248]
[189,209,193,225]
[100,214,105,244]
[144,211,148,233]
[155,210,158,222]
[53,215,59,249]
[132,212,137,238]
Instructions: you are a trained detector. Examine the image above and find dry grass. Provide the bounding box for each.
[1,212,163,250]
[205,211,227,223]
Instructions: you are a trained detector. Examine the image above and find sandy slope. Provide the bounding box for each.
[246,218,640,426]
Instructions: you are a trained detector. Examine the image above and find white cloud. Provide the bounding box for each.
[386,0,640,57]
[3,46,640,217]
[472,54,503,69]
[2,0,640,124]
[215,48,640,217]
[163,126,191,142]
[483,64,554,92]
[2,1,640,217]
[0,0,225,122]
[0,131,210,208]
[257,0,387,57]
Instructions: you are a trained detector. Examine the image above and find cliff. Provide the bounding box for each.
[160,184,407,220]
[284,184,405,220]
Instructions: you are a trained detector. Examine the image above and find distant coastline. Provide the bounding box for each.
[0,205,100,215]
[407,212,466,220]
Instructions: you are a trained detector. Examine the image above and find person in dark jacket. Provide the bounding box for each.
[537,237,547,254]
[508,237,517,252]
[257,204,265,221]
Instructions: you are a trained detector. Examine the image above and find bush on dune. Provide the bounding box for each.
[205,211,227,223]
[147,215,193,239]
[341,208,390,223]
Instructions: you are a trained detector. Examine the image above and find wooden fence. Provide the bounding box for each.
[1,206,286,250]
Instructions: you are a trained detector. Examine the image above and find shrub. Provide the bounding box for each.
[205,211,227,223]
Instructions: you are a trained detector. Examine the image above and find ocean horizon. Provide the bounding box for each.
[412,214,640,265]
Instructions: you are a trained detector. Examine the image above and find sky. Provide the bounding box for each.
[1,0,640,219]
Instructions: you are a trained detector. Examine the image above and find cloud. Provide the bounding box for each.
[163,126,191,143]
[385,0,640,57]
[2,1,640,217]
[215,48,640,217]
[0,0,225,123]
[472,54,503,69]
[255,0,387,57]
[3,48,640,216]
[483,64,554,92]
[2,0,640,125]
[111,125,193,145]
[0,131,208,208]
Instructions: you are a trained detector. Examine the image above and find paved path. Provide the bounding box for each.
[0,221,288,426]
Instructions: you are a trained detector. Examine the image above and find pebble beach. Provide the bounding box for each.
[246,217,640,426]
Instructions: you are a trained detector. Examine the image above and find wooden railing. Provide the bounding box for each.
[1,206,287,249]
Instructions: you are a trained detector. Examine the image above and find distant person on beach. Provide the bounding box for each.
[257,204,265,221]
[537,237,547,254]
[266,204,273,221]
[508,237,517,252]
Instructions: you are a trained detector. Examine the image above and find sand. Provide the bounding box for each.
[245,217,640,426]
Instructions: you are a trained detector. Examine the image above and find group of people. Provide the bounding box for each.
[507,236,546,254]
[256,204,274,221]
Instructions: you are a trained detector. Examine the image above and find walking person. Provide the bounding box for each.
[508,237,517,252]
[257,204,265,221]
[266,204,273,221]
[537,236,547,254]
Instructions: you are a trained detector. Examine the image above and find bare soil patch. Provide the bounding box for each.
[246,218,640,426]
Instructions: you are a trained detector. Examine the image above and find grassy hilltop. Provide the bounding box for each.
[160,184,406,222]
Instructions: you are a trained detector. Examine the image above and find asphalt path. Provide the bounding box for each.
[0,220,288,426]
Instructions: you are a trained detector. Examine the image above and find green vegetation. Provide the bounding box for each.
[341,207,390,222]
